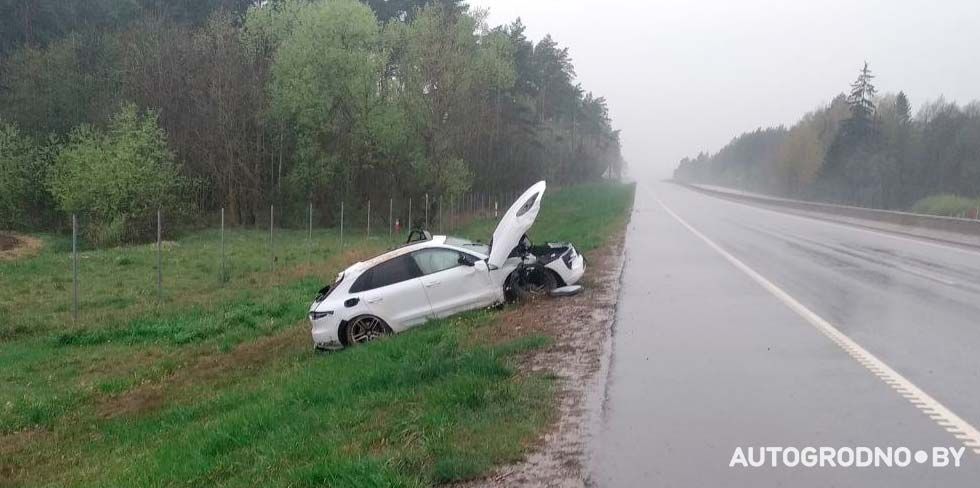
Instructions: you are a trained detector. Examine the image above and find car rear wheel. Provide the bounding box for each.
[505,264,558,302]
[343,315,391,345]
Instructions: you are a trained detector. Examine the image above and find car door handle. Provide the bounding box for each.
[424,281,441,288]
[366,297,383,304]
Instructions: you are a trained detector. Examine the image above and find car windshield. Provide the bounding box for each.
[444,236,489,255]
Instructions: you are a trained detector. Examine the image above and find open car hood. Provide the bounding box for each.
[488,181,546,268]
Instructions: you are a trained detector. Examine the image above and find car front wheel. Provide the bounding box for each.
[343,315,391,345]
[504,264,558,302]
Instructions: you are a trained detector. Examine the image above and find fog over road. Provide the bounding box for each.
[591,182,980,486]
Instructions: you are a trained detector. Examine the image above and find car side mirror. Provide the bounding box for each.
[458,254,476,266]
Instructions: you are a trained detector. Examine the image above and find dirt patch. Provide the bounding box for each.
[97,325,308,419]
[0,428,49,481]
[93,246,382,419]
[0,232,43,261]
[458,230,628,488]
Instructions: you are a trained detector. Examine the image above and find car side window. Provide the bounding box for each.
[349,255,421,292]
[349,269,373,293]
[412,248,462,275]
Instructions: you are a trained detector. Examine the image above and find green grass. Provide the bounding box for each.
[0,181,635,487]
[910,194,980,218]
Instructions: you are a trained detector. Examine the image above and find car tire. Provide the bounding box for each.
[342,315,392,346]
[504,264,559,303]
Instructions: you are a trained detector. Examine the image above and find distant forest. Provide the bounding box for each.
[0,0,624,244]
[675,63,980,216]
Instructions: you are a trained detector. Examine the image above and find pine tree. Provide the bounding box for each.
[847,61,878,136]
[895,91,912,126]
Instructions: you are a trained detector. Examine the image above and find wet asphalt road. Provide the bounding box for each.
[590,181,980,487]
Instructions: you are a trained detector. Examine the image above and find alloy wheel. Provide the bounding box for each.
[347,316,388,344]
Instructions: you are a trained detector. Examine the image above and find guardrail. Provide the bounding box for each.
[677,182,980,249]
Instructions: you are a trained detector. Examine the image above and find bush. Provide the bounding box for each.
[910,194,980,218]
[0,121,54,230]
[48,104,189,246]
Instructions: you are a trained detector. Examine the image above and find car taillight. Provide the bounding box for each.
[310,310,334,321]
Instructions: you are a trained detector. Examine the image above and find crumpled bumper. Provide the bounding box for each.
[564,252,586,285]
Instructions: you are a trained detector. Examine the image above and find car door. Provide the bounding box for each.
[412,248,494,317]
[354,255,432,331]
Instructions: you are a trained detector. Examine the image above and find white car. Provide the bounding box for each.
[308,181,586,349]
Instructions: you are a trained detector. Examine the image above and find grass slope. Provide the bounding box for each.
[0,182,635,487]
[910,194,980,218]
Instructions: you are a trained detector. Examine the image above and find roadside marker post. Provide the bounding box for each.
[367,200,371,237]
[389,198,393,240]
[340,201,345,250]
[425,193,429,229]
[408,198,412,231]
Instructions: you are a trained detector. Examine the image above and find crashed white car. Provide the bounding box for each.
[308,181,586,349]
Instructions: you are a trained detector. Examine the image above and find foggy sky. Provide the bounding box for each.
[468,0,980,180]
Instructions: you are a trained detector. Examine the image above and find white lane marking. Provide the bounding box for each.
[684,185,980,258]
[654,194,980,455]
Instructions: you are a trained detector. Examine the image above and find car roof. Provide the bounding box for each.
[343,235,493,276]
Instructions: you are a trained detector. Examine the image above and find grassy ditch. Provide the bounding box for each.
[0,181,635,487]
[910,194,980,218]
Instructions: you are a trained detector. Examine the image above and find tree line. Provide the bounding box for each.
[674,62,980,214]
[0,0,624,245]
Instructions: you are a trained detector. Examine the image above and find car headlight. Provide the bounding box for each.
[562,248,577,268]
[310,310,334,321]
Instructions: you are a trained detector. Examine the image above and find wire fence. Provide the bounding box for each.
[65,190,524,323]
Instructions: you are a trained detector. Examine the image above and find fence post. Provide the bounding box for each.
[157,209,162,303]
[72,214,78,323]
[270,204,275,274]
[367,199,371,237]
[220,207,225,285]
[425,193,429,229]
[340,200,345,250]
[389,198,393,239]
[308,201,313,266]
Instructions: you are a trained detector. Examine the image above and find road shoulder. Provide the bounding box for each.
[459,227,628,487]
